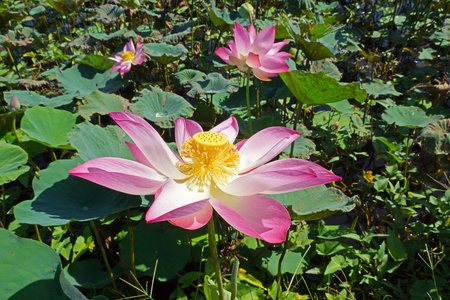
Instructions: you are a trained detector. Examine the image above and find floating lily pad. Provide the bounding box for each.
[186,73,239,97]
[0,228,87,300]
[267,185,357,220]
[57,64,123,97]
[382,105,443,128]
[120,222,190,281]
[68,122,135,162]
[14,158,142,226]
[416,118,450,155]
[4,90,75,108]
[131,88,194,128]
[79,90,129,120]
[21,106,77,149]
[143,43,188,65]
[172,69,206,88]
[0,143,30,185]
[280,70,367,104]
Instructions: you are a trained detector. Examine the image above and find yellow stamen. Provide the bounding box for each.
[177,132,240,192]
[122,51,135,62]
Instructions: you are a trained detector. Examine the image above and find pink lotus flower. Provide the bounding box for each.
[215,22,291,81]
[108,38,146,75]
[69,112,340,243]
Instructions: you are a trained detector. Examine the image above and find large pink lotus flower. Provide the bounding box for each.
[69,112,341,243]
[215,22,291,81]
[108,38,146,75]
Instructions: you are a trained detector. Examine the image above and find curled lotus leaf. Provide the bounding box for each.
[207,3,250,32]
[186,73,239,97]
[416,118,450,155]
[131,87,194,128]
[4,90,75,108]
[172,69,206,88]
[95,4,124,24]
[142,43,188,65]
[0,143,30,186]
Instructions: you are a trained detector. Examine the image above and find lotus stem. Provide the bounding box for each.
[245,70,253,135]
[230,258,239,300]
[275,232,289,300]
[34,224,43,243]
[207,216,224,299]
[126,209,137,278]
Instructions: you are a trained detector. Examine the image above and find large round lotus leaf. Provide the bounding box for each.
[21,106,77,149]
[0,228,87,300]
[382,105,443,128]
[186,73,239,97]
[143,43,188,64]
[416,118,450,155]
[213,86,258,113]
[68,122,135,162]
[207,5,250,31]
[267,185,356,221]
[280,70,367,104]
[57,64,123,97]
[90,28,135,41]
[64,258,114,289]
[14,158,141,226]
[172,69,206,88]
[0,143,30,185]
[78,90,129,120]
[131,88,194,128]
[120,222,190,281]
[4,90,75,108]
[76,54,116,71]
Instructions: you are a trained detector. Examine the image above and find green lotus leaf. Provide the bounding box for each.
[75,54,116,71]
[68,122,135,162]
[213,86,258,114]
[0,77,50,90]
[57,64,123,97]
[0,228,87,300]
[280,70,367,104]
[310,60,341,80]
[416,119,450,155]
[95,4,124,24]
[64,258,120,289]
[130,87,194,128]
[143,43,188,64]
[4,90,75,108]
[159,22,194,43]
[382,105,443,128]
[21,106,77,149]
[362,80,402,97]
[267,185,357,220]
[68,34,96,49]
[47,0,85,15]
[237,115,284,138]
[254,249,308,277]
[0,11,22,28]
[207,4,249,32]
[0,143,30,185]
[186,73,239,97]
[14,158,142,226]
[255,76,291,101]
[281,125,316,159]
[79,90,129,120]
[172,69,206,88]
[120,222,190,281]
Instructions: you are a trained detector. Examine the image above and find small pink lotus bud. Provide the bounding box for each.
[8,95,20,112]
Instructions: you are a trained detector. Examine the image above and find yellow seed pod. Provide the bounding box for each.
[192,132,228,147]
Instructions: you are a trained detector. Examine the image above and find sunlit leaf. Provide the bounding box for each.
[79,90,129,120]
[143,43,188,65]
[382,105,442,128]
[0,143,30,185]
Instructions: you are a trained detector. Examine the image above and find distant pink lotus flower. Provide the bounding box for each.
[69,112,340,243]
[108,38,146,75]
[215,22,291,81]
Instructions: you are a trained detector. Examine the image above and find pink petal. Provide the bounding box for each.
[69,157,165,195]
[260,56,290,73]
[109,112,186,179]
[250,26,275,56]
[238,127,299,173]
[252,68,273,81]
[123,38,135,53]
[229,56,248,72]
[145,178,211,223]
[266,42,287,56]
[215,47,233,65]
[210,186,291,243]
[220,158,341,196]
[210,116,239,143]
[175,118,203,151]
[133,53,146,65]
[246,52,261,68]
[248,24,256,44]
[110,63,122,74]
[233,21,250,56]
[169,203,213,230]
[119,63,132,75]
[125,141,153,168]
[227,41,238,56]
[135,40,144,53]
[272,51,292,61]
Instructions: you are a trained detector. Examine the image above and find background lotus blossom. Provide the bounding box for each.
[69,112,341,243]
[109,38,146,75]
[215,22,291,81]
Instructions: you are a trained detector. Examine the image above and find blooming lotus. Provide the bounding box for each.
[215,22,291,81]
[109,38,146,75]
[69,112,341,243]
